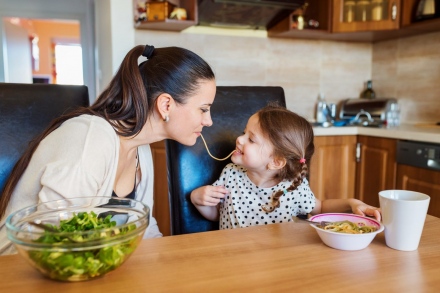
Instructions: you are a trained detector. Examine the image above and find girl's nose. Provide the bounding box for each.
[236,135,244,145]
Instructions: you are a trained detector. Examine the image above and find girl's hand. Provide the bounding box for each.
[190,185,228,206]
[350,199,381,222]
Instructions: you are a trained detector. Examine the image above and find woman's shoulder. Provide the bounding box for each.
[58,115,117,142]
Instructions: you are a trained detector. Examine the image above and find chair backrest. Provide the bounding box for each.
[165,86,286,235]
[0,83,90,194]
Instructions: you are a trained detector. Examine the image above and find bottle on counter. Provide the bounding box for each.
[315,93,328,123]
[360,80,376,99]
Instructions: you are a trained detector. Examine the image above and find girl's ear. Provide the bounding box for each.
[156,93,174,120]
[268,156,286,170]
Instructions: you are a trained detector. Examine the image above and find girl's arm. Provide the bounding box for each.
[190,185,228,221]
[312,198,381,221]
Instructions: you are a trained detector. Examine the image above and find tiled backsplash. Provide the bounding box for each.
[373,31,440,124]
[136,29,440,124]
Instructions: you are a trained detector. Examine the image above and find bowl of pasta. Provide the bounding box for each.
[309,213,384,251]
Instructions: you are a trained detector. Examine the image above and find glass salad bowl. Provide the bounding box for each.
[6,197,149,282]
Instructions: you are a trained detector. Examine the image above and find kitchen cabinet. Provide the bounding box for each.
[309,136,357,201]
[268,0,440,42]
[355,135,396,207]
[332,0,401,33]
[150,141,171,236]
[396,164,440,218]
[133,0,197,32]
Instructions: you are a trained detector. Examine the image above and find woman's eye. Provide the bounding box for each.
[201,108,209,113]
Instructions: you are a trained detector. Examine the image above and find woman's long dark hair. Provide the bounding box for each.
[0,45,215,218]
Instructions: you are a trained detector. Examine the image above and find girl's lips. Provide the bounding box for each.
[235,148,243,155]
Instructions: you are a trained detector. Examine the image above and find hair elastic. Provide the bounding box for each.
[299,158,306,164]
[142,45,155,59]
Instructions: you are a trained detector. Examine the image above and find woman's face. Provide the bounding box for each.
[232,113,274,172]
[169,79,216,146]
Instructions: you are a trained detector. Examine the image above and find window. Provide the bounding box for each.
[54,43,83,85]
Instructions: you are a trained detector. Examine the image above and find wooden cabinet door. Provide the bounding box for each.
[310,136,357,201]
[355,136,396,207]
[332,0,401,33]
[150,141,171,236]
[396,164,440,218]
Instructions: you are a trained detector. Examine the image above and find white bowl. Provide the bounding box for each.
[309,213,384,251]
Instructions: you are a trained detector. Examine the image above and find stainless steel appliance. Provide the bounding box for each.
[339,98,397,127]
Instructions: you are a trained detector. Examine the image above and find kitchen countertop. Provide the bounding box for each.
[313,124,440,144]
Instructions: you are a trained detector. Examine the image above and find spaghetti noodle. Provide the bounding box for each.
[200,134,236,161]
[322,220,377,234]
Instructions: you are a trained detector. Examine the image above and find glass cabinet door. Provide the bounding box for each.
[333,0,401,32]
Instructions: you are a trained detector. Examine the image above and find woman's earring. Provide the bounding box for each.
[163,116,169,122]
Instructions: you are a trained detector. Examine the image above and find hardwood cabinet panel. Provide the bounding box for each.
[396,164,440,218]
[355,136,396,207]
[310,136,357,201]
[151,141,171,236]
[332,0,401,33]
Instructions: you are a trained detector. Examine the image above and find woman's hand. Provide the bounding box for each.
[190,185,228,206]
[350,199,381,222]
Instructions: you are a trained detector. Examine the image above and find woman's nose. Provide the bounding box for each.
[202,114,213,127]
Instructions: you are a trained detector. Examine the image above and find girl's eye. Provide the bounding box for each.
[201,108,209,113]
[248,138,254,143]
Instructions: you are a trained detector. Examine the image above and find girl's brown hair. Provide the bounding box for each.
[0,45,215,218]
[257,104,315,213]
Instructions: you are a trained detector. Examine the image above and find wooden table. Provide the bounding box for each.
[1,215,440,292]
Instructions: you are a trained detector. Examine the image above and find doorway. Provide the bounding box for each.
[3,18,83,86]
[0,0,96,101]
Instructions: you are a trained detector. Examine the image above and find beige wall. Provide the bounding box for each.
[372,31,440,124]
[135,29,439,124]
[135,30,372,121]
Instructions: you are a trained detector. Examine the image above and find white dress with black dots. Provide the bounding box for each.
[214,163,316,230]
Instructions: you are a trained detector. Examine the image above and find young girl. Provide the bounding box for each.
[191,104,381,229]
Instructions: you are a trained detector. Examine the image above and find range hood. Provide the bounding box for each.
[197,0,307,30]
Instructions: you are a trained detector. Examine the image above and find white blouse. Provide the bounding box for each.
[0,115,162,255]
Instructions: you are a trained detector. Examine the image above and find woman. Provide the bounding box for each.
[0,44,216,255]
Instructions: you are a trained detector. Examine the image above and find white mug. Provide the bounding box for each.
[379,190,430,251]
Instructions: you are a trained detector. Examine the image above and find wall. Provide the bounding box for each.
[95,0,135,95]
[135,29,372,121]
[2,20,32,83]
[372,31,440,124]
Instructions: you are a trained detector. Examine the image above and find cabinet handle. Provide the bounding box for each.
[391,2,397,21]
[356,143,361,162]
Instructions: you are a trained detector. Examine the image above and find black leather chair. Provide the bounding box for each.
[165,86,286,235]
[0,83,90,195]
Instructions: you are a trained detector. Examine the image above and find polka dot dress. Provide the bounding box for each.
[213,163,316,229]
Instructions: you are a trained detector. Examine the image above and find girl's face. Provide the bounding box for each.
[232,113,274,172]
[169,79,216,146]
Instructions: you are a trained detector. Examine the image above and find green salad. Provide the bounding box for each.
[28,211,139,281]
